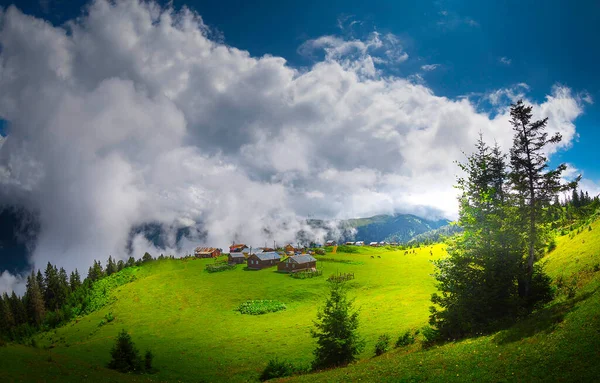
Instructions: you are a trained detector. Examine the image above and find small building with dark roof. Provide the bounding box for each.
[246,252,281,270]
[229,244,248,253]
[194,247,221,258]
[228,252,246,265]
[278,255,317,273]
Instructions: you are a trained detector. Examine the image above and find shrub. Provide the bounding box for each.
[108,329,142,373]
[395,330,416,348]
[336,245,358,253]
[205,263,236,273]
[105,312,115,323]
[236,300,286,315]
[315,249,326,255]
[589,225,593,231]
[98,319,106,327]
[260,358,297,381]
[374,334,391,356]
[144,350,154,372]
[526,265,555,308]
[547,237,557,253]
[593,263,600,273]
[421,325,439,347]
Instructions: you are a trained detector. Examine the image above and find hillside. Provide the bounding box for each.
[0,218,599,382]
[339,214,449,243]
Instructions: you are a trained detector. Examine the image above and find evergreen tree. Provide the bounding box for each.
[126,256,136,268]
[106,256,117,276]
[572,188,581,208]
[44,262,62,311]
[108,329,143,373]
[57,267,70,307]
[36,270,45,297]
[117,260,125,272]
[142,252,153,263]
[25,271,46,327]
[10,292,27,325]
[69,269,82,291]
[508,100,578,298]
[0,292,15,335]
[311,282,364,370]
[430,136,521,338]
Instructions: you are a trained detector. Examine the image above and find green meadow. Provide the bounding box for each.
[0,244,445,382]
[1,219,599,382]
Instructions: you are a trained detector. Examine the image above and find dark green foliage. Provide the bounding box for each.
[144,350,154,372]
[108,329,142,373]
[142,252,153,263]
[311,282,364,370]
[547,237,557,253]
[395,330,416,348]
[69,269,81,291]
[25,271,45,327]
[126,256,136,268]
[289,269,322,279]
[105,311,115,323]
[327,272,355,283]
[374,334,391,356]
[260,358,298,381]
[420,325,440,347]
[106,256,117,276]
[205,263,236,273]
[525,265,555,308]
[236,300,286,315]
[117,260,125,271]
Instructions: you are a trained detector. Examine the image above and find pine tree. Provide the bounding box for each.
[36,270,45,297]
[106,256,117,276]
[126,256,136,268]
[311,282,364,370]
[0,292,15,335]
[25,271,46,327]
[430,135,521,337]
[70,269,82,291]
[44,262,60,311]
[508,100,578,298]
[108,329,143,373]
[57,267,70,307]
[572,188,581,208]
[117,260,125,272]
[10,292,27,325]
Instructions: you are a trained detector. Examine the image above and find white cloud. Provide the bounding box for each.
[0,1,587,290]
[421,64,440,71]
[499,56,512,65]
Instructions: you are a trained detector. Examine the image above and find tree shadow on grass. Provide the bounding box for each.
[493,287,598,345]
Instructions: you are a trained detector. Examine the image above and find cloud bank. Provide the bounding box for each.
[0,0,588,292]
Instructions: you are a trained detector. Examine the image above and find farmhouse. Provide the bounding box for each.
[246,252,281,270]
[345,241,355,245]
[194,247,221,258]
[326,240,337,246]
[230,244,248,253]
[369,242,379,247]
[278,255,317,273]
[284,244,295,253]
[228,252,246,264]
[355,241,364,246]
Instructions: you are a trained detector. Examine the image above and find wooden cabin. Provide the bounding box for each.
[246,252,281,270]
[194,247,221,258]
[228,252,246,264]
[229,244,248,253]
[284,244,295,253]
[278,255,317,273]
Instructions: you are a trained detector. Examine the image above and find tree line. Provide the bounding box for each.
[0,252,162,342]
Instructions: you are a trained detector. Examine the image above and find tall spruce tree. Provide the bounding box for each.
[106,256,117,276]
[430,135,521,338]
[508,100,578,298]
[44,262,60,311]
[10,292,27,325]
[0,292,15,335]
[25,271,46,327]
[70,269,82,291]
[311,281,364,370]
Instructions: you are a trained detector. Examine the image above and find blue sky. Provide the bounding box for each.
[3,0,599,179]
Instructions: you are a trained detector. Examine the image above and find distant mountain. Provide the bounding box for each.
[406,224,463,245]
[307,213,451,244]
[343,214,450,243]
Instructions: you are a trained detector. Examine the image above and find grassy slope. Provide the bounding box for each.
[0,244,445,382]
[1,220,598,383]
[282,219,600,383]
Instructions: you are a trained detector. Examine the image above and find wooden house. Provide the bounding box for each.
[355,241,364,246]
[229,244,248,253]
[325,240,337,246]
[284,244,295,253]
[345,241,355,245]
[194,247,221,258]
[369,242,379,247]
[228,252,246,264]
[278,255,317,273]
[246,252,281,270]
